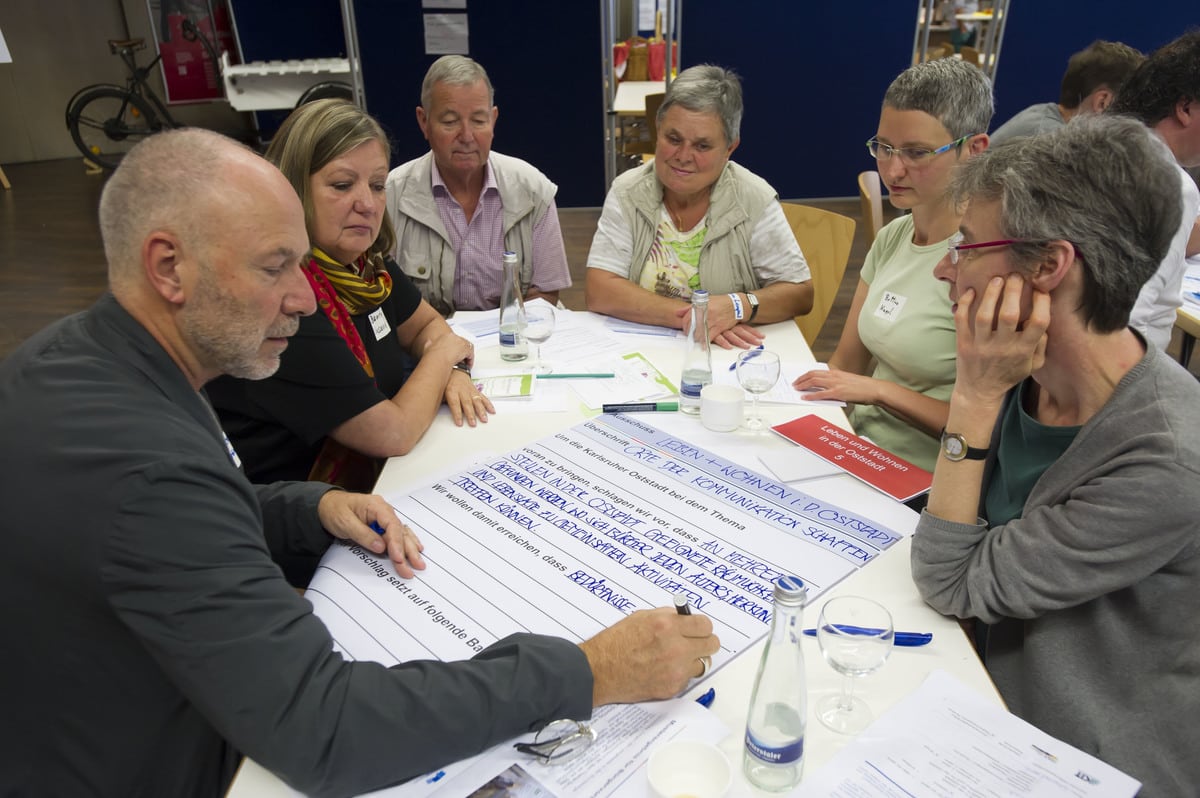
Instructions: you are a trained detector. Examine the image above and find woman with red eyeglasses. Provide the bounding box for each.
[912,113,1199,798]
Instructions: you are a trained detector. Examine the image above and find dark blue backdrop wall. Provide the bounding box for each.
[230,2,1197,207]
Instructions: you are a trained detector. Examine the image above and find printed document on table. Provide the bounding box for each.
[797,669,1141,798]
[359,699,728,798]
[712,362,845,407]
[302,414,905,795]
[570,352,678,408]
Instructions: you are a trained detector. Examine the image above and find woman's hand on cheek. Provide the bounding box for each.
[954,274,1050,403]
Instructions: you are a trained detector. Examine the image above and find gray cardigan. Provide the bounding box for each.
[911,344,1200,797]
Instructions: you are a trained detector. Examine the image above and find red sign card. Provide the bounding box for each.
[771,414,932,502]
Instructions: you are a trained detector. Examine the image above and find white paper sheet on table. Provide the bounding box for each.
[757,449,843,483]
[1182,257,1200,310]
[711,362,845,407]
[796,669,1141,798]
[570,352,677,409]
[356,699,728,798]
[602,317,683,338]
[302,414,907,796]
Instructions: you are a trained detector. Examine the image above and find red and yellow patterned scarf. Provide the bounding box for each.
[302,247,395,491]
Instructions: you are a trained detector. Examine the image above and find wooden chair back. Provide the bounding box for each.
[780,202,856,345]
[620,92,666,157]
[857,170,883,247]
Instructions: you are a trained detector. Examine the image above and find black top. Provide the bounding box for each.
[210,258,423,483]
[0,294,592,797]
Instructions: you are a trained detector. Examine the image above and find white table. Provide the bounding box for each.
[228,315,1002,797]
[613,80,667,116]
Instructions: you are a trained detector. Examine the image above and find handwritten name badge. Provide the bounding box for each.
[368,307,391,341]
[873,291,906,322]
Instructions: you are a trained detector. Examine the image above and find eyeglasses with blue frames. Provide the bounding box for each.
[866,134,977,166]
[513,719,596,765]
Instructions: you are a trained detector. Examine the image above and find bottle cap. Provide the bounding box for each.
[773,575,807,604]
[692,289,709,304]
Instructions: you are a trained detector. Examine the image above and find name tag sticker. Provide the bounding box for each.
[873,291,907,322]
[369,308,391,341]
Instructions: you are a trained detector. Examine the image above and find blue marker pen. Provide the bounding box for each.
[729,344,764,370]
[695,687,716,708]
[369,521,386,536]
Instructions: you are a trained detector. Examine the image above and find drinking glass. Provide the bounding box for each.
[815,596,894,735]
[524,304,556,374]
[735,349,780,431]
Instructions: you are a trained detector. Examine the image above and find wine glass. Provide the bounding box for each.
[735,349,780,431]
[524,304,556,374]
[815,596,894,735]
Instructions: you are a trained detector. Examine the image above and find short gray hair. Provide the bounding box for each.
[420,55,494,110]
[99,128,248,292]
[657,64,743,147]
[950,114,1181,333]
[884,59,994,139]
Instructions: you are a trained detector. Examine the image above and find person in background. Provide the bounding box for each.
[989,40,1144,146]
[211,100,494,516]
[1110,30,1200,350]
[0,128,719,798]
[792,59,992,472]
[386,55,571,315]
[945,0,978,53]
[585,64,813,349]
[911,114,1198,797]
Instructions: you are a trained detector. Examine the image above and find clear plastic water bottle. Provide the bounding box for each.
[679,289,712,414]
[744,575,808,791]
[498,251,528,361]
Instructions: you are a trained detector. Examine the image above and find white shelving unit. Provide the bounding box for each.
[219,51,350,111]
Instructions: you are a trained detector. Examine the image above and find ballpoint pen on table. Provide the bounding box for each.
[728,343,765,370]
[802,625,933,647]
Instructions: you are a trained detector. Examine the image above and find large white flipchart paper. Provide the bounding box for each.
[306,413,902,673]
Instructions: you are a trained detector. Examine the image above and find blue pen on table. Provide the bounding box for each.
[802,624,933,647]
[695,687,716,708]
[728,343,764,370]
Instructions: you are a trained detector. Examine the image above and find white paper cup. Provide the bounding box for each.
[700,383,744,432]
[647,739,732,798]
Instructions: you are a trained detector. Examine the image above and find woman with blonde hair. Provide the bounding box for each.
[212,100,493,507]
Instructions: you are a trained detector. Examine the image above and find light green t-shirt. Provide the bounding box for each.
[636,208,708,299]
[848,215,957,472]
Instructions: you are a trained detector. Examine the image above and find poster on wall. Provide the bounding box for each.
[144,0,240,104]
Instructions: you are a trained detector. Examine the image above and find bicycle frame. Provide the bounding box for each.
[115,46,177,129]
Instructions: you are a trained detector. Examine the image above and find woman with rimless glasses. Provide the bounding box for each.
[793,59,991,472]
[912,114,1199,797]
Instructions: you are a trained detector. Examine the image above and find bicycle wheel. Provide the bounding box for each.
[66,86,163,170]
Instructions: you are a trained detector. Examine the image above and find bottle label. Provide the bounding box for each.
[744,730,804,766]
[499,331,520,347]
[680,380,707,399]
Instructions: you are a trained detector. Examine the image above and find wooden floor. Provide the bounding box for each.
[2,157,1194,372]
